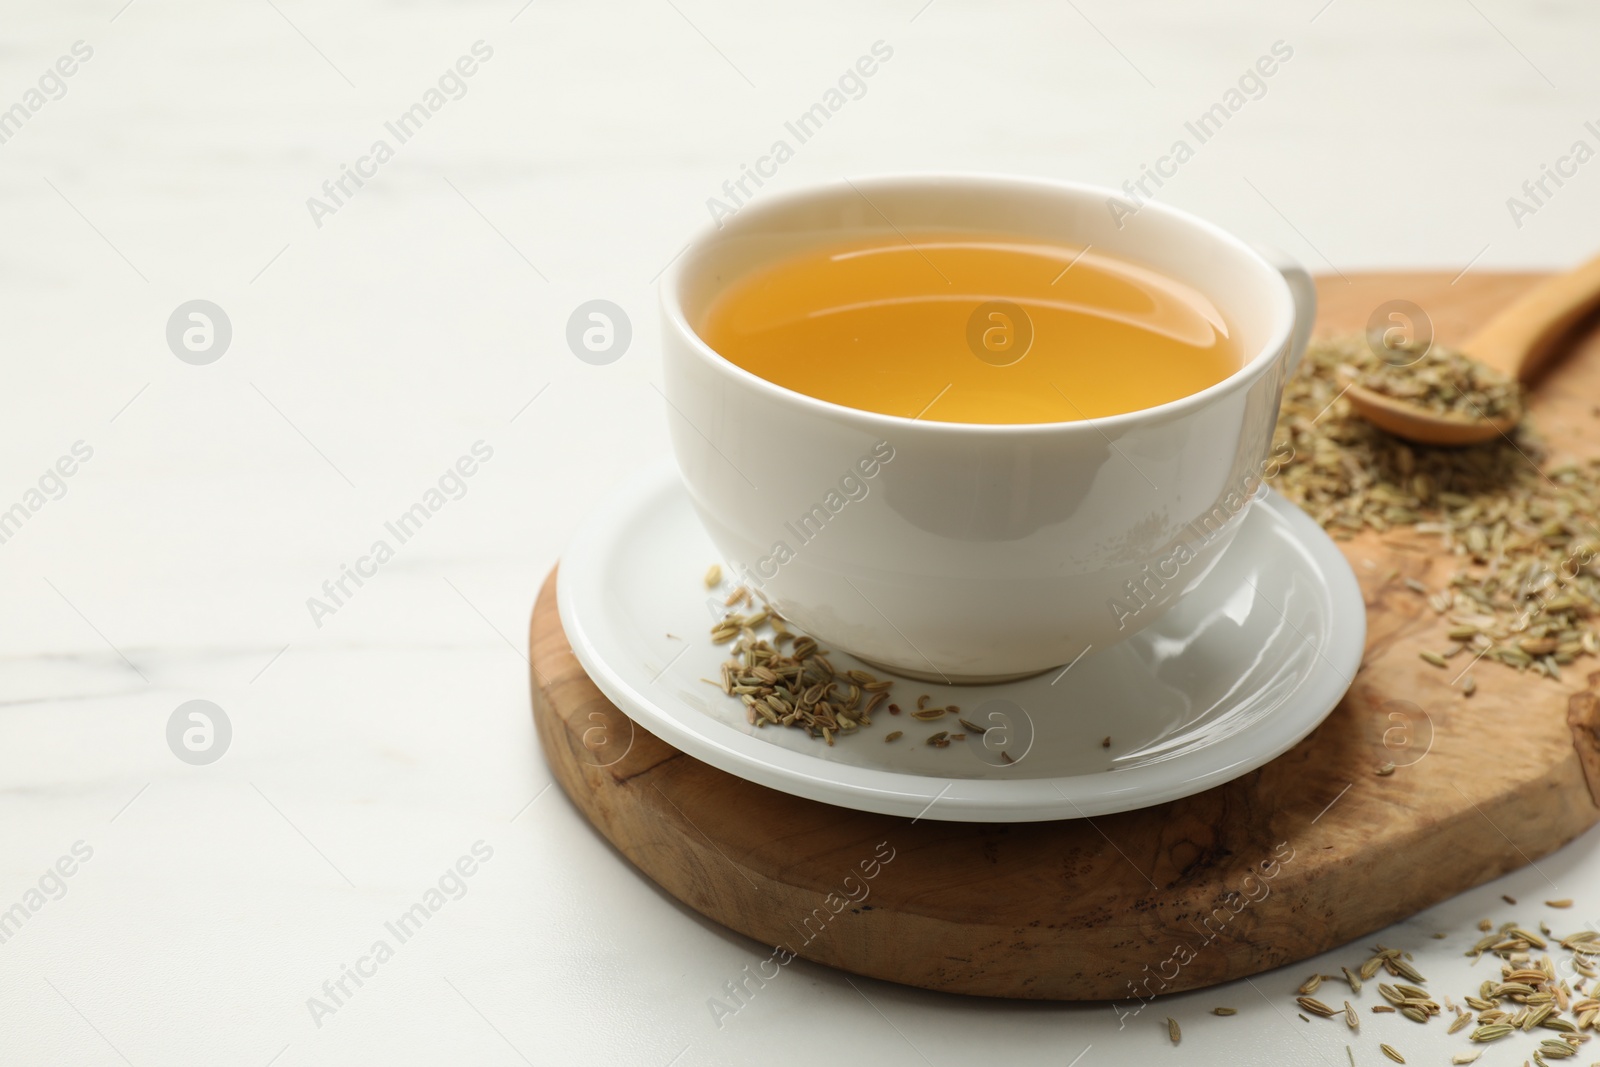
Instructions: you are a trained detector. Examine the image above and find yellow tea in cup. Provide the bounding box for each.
[699,231,1240,424]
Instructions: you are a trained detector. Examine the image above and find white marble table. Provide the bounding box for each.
[3,1,1598,1063]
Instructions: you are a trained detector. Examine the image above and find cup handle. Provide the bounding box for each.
[1254,244,1316,376]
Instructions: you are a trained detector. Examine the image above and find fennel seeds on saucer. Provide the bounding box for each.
[703,585,984,752]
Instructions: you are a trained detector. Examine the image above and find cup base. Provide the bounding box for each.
[852,655,1061,687]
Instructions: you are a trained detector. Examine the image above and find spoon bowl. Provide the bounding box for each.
[1342,376,1520,446]
[1344,252,1600,446]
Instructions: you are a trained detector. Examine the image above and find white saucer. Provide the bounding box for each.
[557,461,1365,823]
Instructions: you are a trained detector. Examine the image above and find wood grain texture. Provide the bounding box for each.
[531,273,1600,1001]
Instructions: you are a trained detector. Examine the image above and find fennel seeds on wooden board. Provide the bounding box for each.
[1273,337,1600,677]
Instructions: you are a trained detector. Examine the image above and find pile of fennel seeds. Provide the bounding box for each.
[1332,335,1522,422]
[702,575,967,748]
[1271,336,1600,680]
[1275,907,1598,1064]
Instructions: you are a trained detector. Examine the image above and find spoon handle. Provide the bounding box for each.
[1465,251,1600,382]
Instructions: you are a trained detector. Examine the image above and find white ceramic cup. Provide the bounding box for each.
[661,174,1314,682]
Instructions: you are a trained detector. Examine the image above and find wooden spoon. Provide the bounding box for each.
[1344,252,1600,446]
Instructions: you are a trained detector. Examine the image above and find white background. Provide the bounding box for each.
[3,1,1599,1064]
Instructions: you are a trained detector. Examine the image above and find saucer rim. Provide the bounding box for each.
[557,460,1366,823]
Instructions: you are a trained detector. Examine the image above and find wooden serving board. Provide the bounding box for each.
[530,273,1600,1000]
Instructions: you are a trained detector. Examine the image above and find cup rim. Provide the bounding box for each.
[660,172,1297,435]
